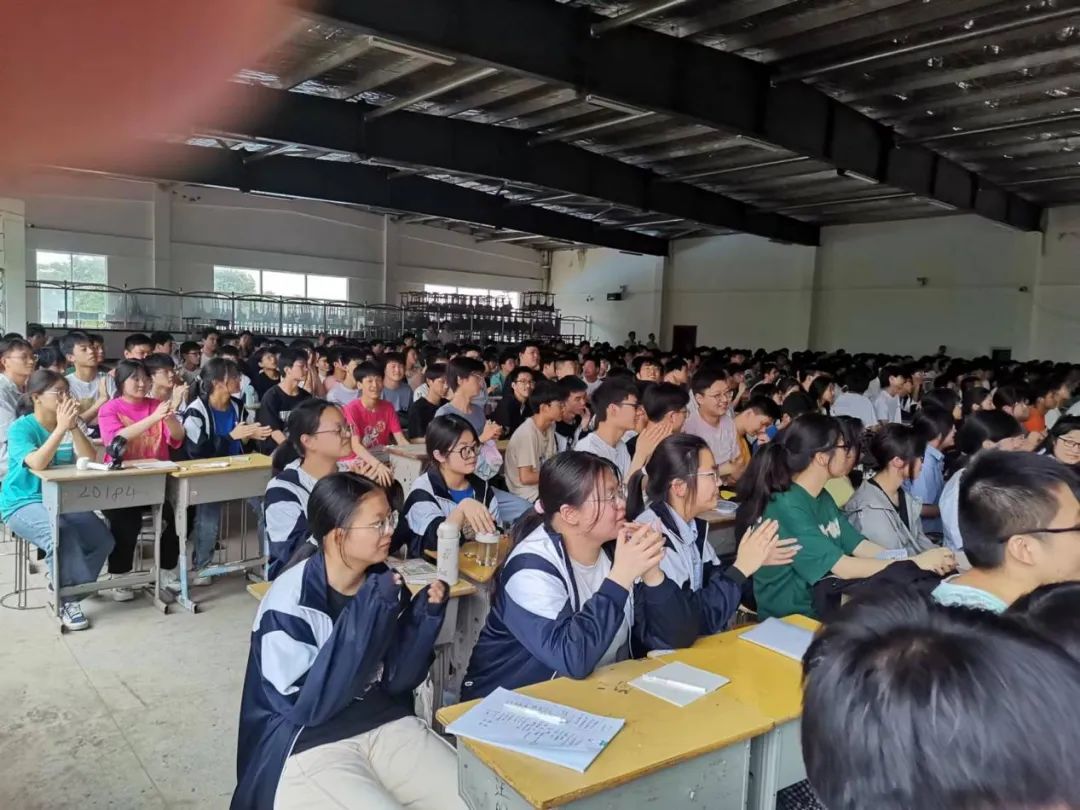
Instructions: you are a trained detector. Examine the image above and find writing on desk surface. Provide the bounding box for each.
[79,483,137,501]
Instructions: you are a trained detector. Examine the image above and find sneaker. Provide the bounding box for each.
[60,602,89,631]
[103,574,135,602]
[159,569,181,593]
[190,567,214,588]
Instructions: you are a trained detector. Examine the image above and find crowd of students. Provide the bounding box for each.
[7,323,1080,810]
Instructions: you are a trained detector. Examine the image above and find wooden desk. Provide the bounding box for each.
[437,651,775,810]
[387,440,511,491]
[166,454,273,612]
[34,465,171,628]
[424,536,510,585]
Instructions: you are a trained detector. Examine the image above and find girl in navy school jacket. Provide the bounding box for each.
[461,451,697,700]
[626,433,800,636]
[393,414,501,558]
[233,472,460,810]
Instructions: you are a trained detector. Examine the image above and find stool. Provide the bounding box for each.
[1,533,47,611]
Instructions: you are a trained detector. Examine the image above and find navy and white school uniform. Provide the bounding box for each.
[637,502,747,636]
[393,468,500,558]
[263,459,317,580]
[232,551,446,810]
[461,522,696,700]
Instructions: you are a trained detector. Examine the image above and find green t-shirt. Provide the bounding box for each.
[0,415,74,520]
[754,484,864,619]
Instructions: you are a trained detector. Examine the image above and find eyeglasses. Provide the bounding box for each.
[592,484,629,504]
[704,390,732,402]
[693,470,719,484]
[615,401,644,412]
[1057,437,1080,451]
[39,389,66,397]
[513,379,535,387]
[1000,524,1080,543]
[448,443,480,460]
[313,424,353,438]
[345,511,399,536]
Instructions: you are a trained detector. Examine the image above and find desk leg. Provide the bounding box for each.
[43,483,63,629]
[748,721,805,810]
[171,484,197,613]
[150,504,171,613]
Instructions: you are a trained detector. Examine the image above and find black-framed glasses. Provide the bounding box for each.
[448,443,480,460]
[1056,436,1080,451]
[1001,524,1080,543]
[615,400,644,412]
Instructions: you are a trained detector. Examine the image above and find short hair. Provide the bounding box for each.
[445,356,485,392]
[277,347,309,370]
[803,589,1080,810]
[179,340,201,355]
[912,404,955,444]
[424,362,447,384]
[203,327,221,338]
[690,366,729,398]
[1010,581,1080,663]
[592,377,639,423]
[382,351,405,367]
[352,361,382,383]
[740,394,781,422]
[25,323,46,339]
[149,331,173,347]
[124,333,152,352]
[528,379,566,411]
[143,352,175,374]
[960,450,1080,569]
[60,330,92,358]
[632,356,660,375]
[556,375,587,397]
[992,384,1032,410]
[663,356,687,375]
[781,391,815,420]
[0,337,32,358]
[498,349,517,366]
[642,382,690,422]
[507,365,535,386]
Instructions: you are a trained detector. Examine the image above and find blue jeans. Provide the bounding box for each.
[493,488,531,527]
[6,503,115,602]
[191,503,221,569]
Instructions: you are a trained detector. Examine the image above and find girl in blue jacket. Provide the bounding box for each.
[626,433,799,636]
[233,472,462,810]
[462,451,696,700]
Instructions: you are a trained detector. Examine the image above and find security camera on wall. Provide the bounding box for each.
[606,284,628,301]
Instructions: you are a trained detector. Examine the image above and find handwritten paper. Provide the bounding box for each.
[739,617,815,662]
[629,661,729,708]
[446,687,624,772]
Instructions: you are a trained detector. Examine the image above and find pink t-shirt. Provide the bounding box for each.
[98,397,182,461]
[343,398,401,449]
[683,411,739,466]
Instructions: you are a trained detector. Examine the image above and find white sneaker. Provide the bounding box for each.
[160,568,181,592]
[60,602,89,631]
[190,568,214,588]
[104,574,135,602]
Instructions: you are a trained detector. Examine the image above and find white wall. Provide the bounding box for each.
[1031,205,1080,362]
[811,215,1042,358]
[549,248,664,345]
[664,234,816,351]
[1,169,544,332]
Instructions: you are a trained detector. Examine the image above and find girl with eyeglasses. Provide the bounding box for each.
[234,472,461,810]
[736,413,955,620]
[0,370,114,630]
[394,414,501,558]
[461,451,696,700]
[626,434,798,635]
[264,399,361,580]
[1042,416,1080,472]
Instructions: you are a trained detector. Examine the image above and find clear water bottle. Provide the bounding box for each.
[436,521,460,584]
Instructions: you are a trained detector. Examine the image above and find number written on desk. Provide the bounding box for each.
[79,484,137,501]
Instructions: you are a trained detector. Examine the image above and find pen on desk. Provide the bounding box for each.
[641,674,707,694]
[505,702,567,724]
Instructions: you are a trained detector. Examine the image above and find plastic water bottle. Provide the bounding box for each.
[436,522,460,584]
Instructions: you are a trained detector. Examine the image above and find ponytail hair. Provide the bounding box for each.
[282,471,385,573]
[735,412,841,536]
[510,451,620,546]
[199,357,240,398]
[866,423,926,480]
[272,398,341,472]
[17,369,67,417]
[947,409,1023,478]
[625,433,708,519]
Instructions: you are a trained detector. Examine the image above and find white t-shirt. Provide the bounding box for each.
[504,417,556,502]
[326,385,359,407]
[575,431,632,479]
[569,556,628,668]
[66,372,105,414]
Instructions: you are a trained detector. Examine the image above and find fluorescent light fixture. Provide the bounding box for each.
[837,168,880,184]
[368,37,456,66]
[584,94,648,116]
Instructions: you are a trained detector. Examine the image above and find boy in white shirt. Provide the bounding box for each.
[504,380,566,502]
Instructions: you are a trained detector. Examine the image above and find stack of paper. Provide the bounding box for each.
[445,687,624,772]
[630,661,729,707]
[388,558,440,587]
[739,618,815,661]
[125,460,178,471]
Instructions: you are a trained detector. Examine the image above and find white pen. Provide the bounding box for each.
[505,702,567,724]
[641,674,707,694]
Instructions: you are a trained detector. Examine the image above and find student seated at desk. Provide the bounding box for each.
[181,358,273,584]
[503,379,564,503]
[98,360,185,600]
[255,347,311,456]
[1010,580,1080,661]
[626,433,798,635]
[394,414,500,557]
[234,472,460,810]
[461,452,696,700]
[264,399,363,580]
[342,362,409,456]
[803,590,1080,810]
[493,365,534,437]
[843,423,938,557]
[932,450,1080,612]
[576,377,666,480]
[1041,415,1080,475]
[905,405,955,534]
[822,415,864,508]
[624,382,689,458]
[736,413,955,620]
[405,362,447,440]
[0,370,114,631]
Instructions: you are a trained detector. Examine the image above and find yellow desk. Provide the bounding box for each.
[166,454,273,612]
[438,653,778,808]
[424,536,510,585]
[34,465,172,628]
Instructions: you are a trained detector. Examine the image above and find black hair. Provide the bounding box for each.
[921,387,960,416]
[271,398,342,470]
[149,331,173,347]
[277,347,308,371]
[808,375,835,413]
[1010,581,1080,663]
[34,346,65,372]
[776,376,801,399]
[123,333,152,353]
[690,366,728,398]
[949,410,1023,475]
[445,356,485,392]
[839,366,871,394]
[498,349,517,366]
[632,356,660,375]
[179,340,201,356]
[866,422,926,478]
[302,472,389,570]
[960,449,1080,569]
[352,361,382,383]
[17,369,68,417]
[25,323,46,339]
[424,362,447,384]
[739,394,781,423]
[143,352,176,375]
[803,589,1080,810]
[204,327,221,338]
[507,365,535,387]
[735,413,841,530]
[1045,415,1080,458]
[198,357,240,397]
[218,344,241,360]
[992,384,1031,411]
[556,375,587,397]
[626,433,708,519]
[961,384,991,418]
[591,377,639,424]
[663,356,687,374]
[60,330,92,359]
[112,360,149,399]
[781,390,815,420]
[912,404,955,446]
[641,382,690,423]
[528,379,566,412]
[0,337,32,358]
[382,351,405,367]
[510,451,620,545]
[877,364,910,390]
[424,414,478,472]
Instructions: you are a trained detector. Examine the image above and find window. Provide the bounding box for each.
[213,266,348,301]
[35,251,108,325]
[423,284,521,309]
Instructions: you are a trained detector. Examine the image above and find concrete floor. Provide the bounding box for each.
[0,544,257,810]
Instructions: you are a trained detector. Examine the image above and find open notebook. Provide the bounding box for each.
[739,617,815,662]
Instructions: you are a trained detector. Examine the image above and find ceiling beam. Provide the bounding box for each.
[316,0,1041,231]
[199,83,821,245]
[57,144,668,256]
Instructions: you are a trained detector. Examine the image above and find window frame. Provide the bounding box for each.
[212,266,348,302]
